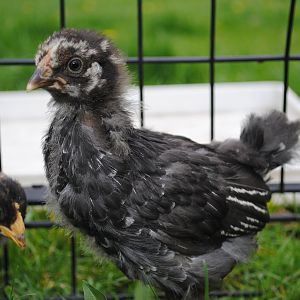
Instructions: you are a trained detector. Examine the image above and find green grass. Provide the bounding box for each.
[1,204,300,299]
[0,1,300,299]
[0,0,299,93]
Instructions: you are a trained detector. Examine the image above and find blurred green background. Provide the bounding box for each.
[0,0,300,94]
[1,1,300,299]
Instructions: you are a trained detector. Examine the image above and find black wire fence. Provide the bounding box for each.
[1,0,300,299]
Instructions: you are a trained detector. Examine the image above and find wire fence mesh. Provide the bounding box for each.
[0,0,300,298]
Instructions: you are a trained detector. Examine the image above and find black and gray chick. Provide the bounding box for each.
[27,29,300,299]
[0,172,26,248]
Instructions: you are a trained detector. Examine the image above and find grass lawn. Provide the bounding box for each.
[3,204,300,300]
[0,0,300,299]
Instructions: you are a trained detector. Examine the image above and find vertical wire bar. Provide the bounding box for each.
[283,0,296,113]
[209,0,216,140]
[3,244,9,286]
[280,0,296,192]
[59,0,66,29]
[0,123,9,286]
[60,0,74,295]
[137,0,144,127]
[0,121,2,172]
[70,235,77,295]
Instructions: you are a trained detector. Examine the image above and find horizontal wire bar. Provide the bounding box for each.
[25,221,54,228]
[1,55,300,66]
[0,59,35,65]
[269,183,300,193]
[25,185,47,205]
[269,214,300,222]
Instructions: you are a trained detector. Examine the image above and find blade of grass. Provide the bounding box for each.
[82,281,107,300]
[134,282,156,300]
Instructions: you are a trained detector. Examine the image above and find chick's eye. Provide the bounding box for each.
[67,58,83,73]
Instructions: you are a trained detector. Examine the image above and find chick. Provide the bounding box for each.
[27,29,300,299]
[0,173,26,248]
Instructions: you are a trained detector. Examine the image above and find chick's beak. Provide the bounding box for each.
[27,67,55,91]
[0,209,26,249]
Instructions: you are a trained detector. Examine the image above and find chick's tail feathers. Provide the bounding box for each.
[215,111,300,175]
[240,111,300,174]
